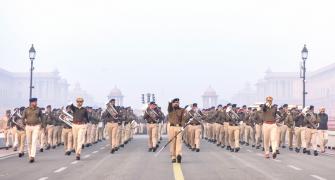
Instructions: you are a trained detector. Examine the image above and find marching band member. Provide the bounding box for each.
[304,105,320,156]
[185,103,204,152]
[227,104,240,152]
[102,99,120,154]
[15,107,26,157]
[62,106,73,156]
[144,102,163,152]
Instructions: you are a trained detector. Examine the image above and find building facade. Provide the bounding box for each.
[202,86,218,109]
[107,86,124,106]
[0,68,69,113]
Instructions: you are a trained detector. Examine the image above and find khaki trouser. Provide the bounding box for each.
[39,128,46,148]
[255,124,262,147]
[117,125,122,146]
[107,122,118,149]
[208,123,214,140]
[72,124,87,155]
[5,127,17,147]
[85,123,92,144]
[203,123,208,139]
[223,122,229,146]
[318,130,328,152]
[245,125,255,145]
[26,125,41,158]
[228,125,240,148]
[294,127,302,148]
[46,125,55,146]
[305,128,317,151]
[239,122,246,142]
[280,125,288,147]
[16,130,26,153]
[169,126,182,159]
[158,123,162,140]
[218,124,225,145]
[57,126,63,144]
[214,123,221,143]
[53,126,60,146]
[147,123,158,148]
[262,123,278,155]
[90,124,97,143]
[189,125,202,148]
[62,128,73,152]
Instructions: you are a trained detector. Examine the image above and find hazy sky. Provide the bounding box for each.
[1,0,334,109]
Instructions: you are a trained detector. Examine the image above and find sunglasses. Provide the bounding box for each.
[77,101,83,103]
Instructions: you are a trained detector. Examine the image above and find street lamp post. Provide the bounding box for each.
[300,44,308,108]
[29,44,36,100]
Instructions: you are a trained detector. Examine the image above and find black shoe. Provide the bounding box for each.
[256,145,260,149]
[121,144,124,148]
[125,141,128,144]
[67,151,72,156]
[282,145,286,148]
[295,148,300,153]
[29,157,35,163]
[52,145,56,149]
[303,148,307,153]
[85,144,90,147]
[153,147,157,152]
[71,149,75,153]
[262,147,265,151]
[40,148,44,153]
[5,147,9,150]
[111,149,115,154]
[235,147,240,153]
[18,153,23,158]
[156,144,159,148]
[276,150,280,154]
[230,148,235,152]
[217,143,221,147]
[176,155,182,163]
[241,141,245,145]
[82,145,85,149]
[227,146,231,151]
[172,159,176,163]
[272,152,277,159]
[13,147,17,151]
[221,145,225,149]
[252,145,255,148]
[269,146,273,153]
[76,155,80,160]
[314,150,318,156]
[115,147,119,151]
[148,148,153,152]
[306,150,311,155]
[289,147,293,151]
[46,145,51,150]
[245,143,249,146]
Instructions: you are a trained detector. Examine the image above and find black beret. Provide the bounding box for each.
[109,99,115,102]
[47,105,51,108]
[232,104,237,108]
[29,98,38,102]
[193,103,198,107]
[150,102,156,105]
[242,105,247,108]
[283,104,288,108]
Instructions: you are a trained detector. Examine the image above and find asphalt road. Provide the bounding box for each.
[0,135,334,180]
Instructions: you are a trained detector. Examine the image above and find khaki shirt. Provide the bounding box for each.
[168,107,185,126]
[0,116,9,132]
[22,106,42,125]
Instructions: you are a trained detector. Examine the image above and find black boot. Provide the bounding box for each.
[306,150,311,155]
[272,152,277,159]
[196,148,200,152]
[40,148,44,153]
[303,148,307,153]
[252,145,255,148]
[46,145,51,150]
[295,148,300,153]
[276,150,280,154]
[176,155,182,163]
[235,147,240,153]
[153,147,157,152]
[148,148,153,152]
[29,157,35,163]
[289,147,293,151]
[221,145,225,149]
[314,150,318,156]
[230,148,235,152]
[245,143,249,146]
[111,149,115,154]
[269,146,273,153]
[172,159,176,163]
[227,146,231,151]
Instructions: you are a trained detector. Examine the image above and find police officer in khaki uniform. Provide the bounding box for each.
[14,107,26,157]
[245,108,256,147]
[168,98,186,163]
[227,104,240,152]
[285,107,296,151]
[62,105,73,156]
[144,102,163,152]
[185,103,204,152]
[304,105,320,156]
[102,99,120,154]
[22,98,43,163]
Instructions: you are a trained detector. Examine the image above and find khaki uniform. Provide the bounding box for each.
[284,111,295,148]
[22,106,43,158]
[305,111,320,151]
[227,110,240,149]
[245,111,255,146]
[254,110,263,148]
[262,105,278,155]
[167,106,185,160]
[102,108,120,150]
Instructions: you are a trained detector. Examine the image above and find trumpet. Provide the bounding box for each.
[59,109,73,127]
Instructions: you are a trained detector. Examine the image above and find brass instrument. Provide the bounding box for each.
[106,103,119,119]
[226,106,240,124]
[305,112,318,129]
[59,109,73,127]
[11,110,25,130]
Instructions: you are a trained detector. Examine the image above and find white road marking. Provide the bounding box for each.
[38,177,48,180]
[71,161,79,165]
[100,147,105,150]
[92,151,98,154]
[246,150,252,153]
[84,154,91,159]
[287,165,302,171]
[54,167,67,173]
[310,175,327,180]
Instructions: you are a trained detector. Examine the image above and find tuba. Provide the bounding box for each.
[107,103,119,119]
[11,109,25,130]
[59,109,73,127]
[226,106,240,124]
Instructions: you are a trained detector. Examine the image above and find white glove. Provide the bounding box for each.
[181,127,184,131]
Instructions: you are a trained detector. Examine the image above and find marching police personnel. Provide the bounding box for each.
[15,107,26,157]
[285,107,296,151]
[70,97,89,160]
[168,98,186,163]
[185,103,204,152]
[44,105,57,150]
[144,102,163,152]
[245,108,256,147]
[254,105,263,149]
[102,99,120,154]
[227,104,240,152]
[304,105,320,156]
[22,98,43,163]
[262,96,279,159]
[62,106,73,156]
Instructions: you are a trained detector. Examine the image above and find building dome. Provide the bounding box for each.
[108,86,123,97]
[202,86,218,97]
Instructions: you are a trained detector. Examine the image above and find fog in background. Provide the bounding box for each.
[1,0,335,109]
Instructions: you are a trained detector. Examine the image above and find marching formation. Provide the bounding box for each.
[0,97,138,163]
[0,96,330,165]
